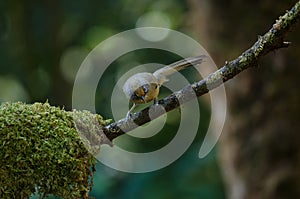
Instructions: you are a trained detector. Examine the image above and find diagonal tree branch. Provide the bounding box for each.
[103,1,300,140]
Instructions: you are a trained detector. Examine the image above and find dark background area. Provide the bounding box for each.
[1,0,299,198]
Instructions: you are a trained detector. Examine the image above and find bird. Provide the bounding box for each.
[122,55,206,118]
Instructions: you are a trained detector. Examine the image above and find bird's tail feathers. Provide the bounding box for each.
[153,55,206,85]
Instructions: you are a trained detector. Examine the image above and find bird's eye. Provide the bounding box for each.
[142,85,148,93]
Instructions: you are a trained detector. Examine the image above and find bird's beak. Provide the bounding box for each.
[141,96,146,103]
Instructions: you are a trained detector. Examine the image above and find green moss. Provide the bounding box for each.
[0,102,108,199]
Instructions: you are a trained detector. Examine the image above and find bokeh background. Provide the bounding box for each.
[1,0,300,198]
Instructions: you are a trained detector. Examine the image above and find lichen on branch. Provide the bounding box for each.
[103,1,300,140]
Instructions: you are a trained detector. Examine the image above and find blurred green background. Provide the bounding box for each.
[1,0,299,198]
[0,1,225,198]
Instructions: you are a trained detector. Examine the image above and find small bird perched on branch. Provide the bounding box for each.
[123,55,206,118]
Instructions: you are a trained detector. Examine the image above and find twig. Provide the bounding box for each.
[103,1,300,140]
